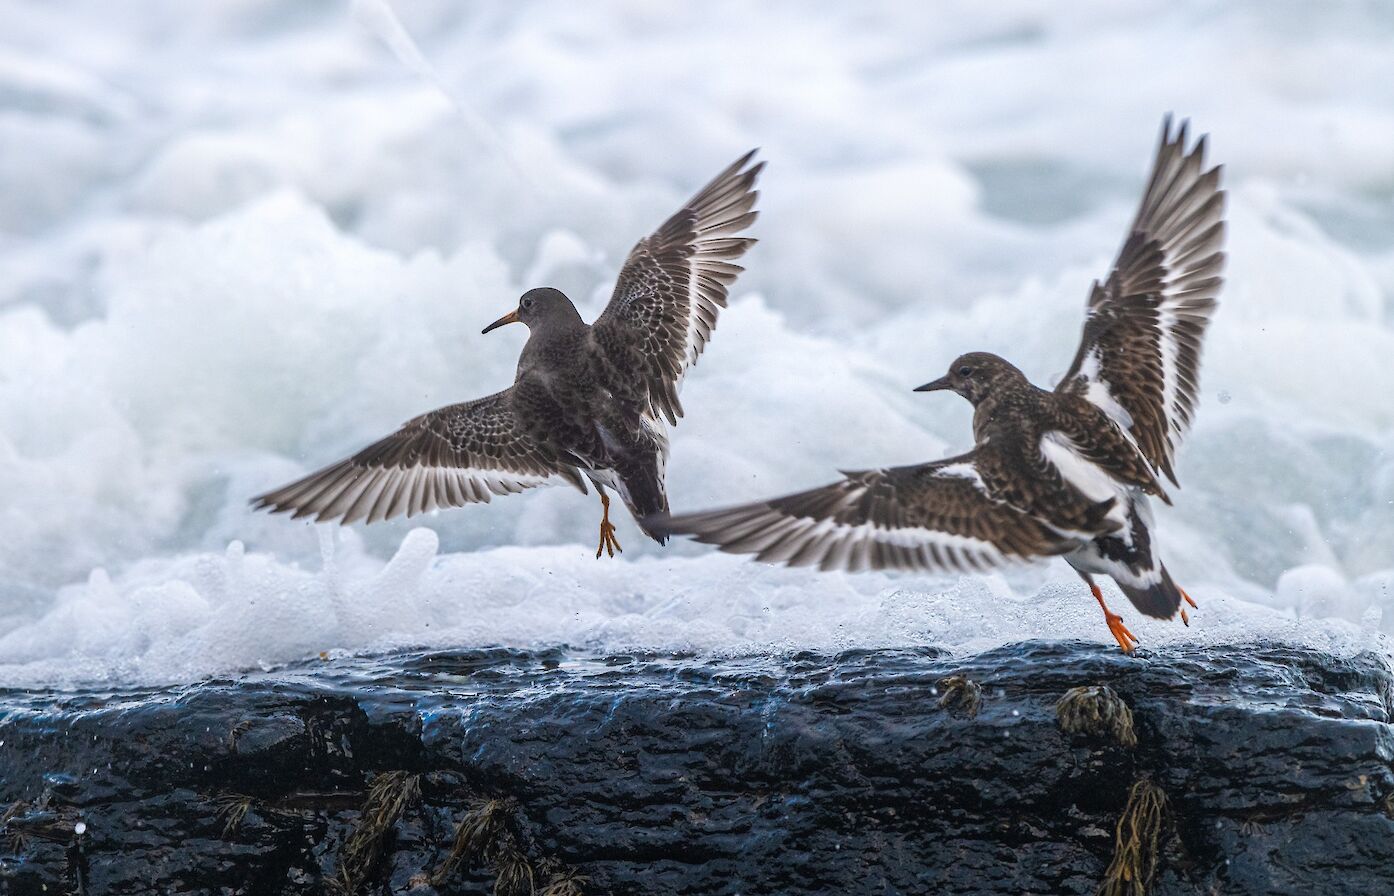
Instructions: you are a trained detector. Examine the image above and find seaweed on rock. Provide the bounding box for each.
[1057,685,1138,748]
[0,644,1391,894]
[1098,779,1170,896]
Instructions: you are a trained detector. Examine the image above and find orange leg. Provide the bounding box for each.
[1091,583,1140,654]
[1179,587,1197,627]
[595,492,623,559]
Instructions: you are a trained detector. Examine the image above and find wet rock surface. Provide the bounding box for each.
[1,642,1392,895]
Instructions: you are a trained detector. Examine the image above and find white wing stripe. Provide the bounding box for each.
[935,462,985,487]
[1040,432,1123,503]
[1157,302,1182,446]
[1040,431,1131,534]
[344,467,389,524]
[734,509,1016,573]
[266,462,557,525]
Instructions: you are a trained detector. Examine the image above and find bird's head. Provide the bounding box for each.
[482,287,582,335]
[914,352,1024,405]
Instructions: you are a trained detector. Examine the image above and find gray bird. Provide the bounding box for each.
[653,119,1223,652]
[254,151,762,557]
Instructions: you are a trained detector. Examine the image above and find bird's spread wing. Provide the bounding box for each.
[651,453,1077,573]
[591,150,763,425]
[252,389,582,525]
[1057,116,1225,485]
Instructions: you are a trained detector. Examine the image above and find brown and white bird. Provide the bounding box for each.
[254,151,763,557]
[652,119,1223,652]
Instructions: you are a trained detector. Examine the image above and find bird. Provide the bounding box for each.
[253,150,763,558]
[651,119,1223,653]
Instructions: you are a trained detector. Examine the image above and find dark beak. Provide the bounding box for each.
[914,375,952,393]
[481,308,520,335]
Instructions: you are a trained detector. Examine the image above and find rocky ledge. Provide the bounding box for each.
[1,642,1392,895]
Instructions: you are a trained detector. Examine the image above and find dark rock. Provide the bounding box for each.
[0,642,1391,895]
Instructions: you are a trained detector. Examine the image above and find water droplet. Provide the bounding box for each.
[1011,709,1019,717]
[74,822,87,835]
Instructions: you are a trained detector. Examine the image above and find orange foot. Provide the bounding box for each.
[595,493,623,559]
[1091,583,1140,654]
[596,519,622,559]
[1179,587,1198,627]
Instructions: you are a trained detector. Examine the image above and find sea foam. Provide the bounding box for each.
[1,1,1391,686]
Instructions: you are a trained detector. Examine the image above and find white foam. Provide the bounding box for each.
[1,2,1392,686]
[1,528,1378,690]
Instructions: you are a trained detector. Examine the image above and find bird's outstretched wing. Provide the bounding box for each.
[590,150,763,425]
[650,453,1078,573]
[1057,116,1226,485]
[252,389,584,525]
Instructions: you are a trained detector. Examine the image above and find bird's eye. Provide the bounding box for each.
[957,366,973,377]
[521,299,533,309]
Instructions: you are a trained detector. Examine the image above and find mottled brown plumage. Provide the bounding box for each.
[592,152,762,426]
[253,151,763,551]
[654,355,1138,573]
[653,119,1224,651]
[1056,119,1224,486]
[668,451,1077,575]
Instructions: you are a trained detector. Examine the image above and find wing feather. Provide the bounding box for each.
[1058,116,1226,485]
[591,151,763,425]
[651,453,1078,574]
[252,388,579,525]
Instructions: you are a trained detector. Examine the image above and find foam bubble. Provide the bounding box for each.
[0,527,1380,689]
[1,2,1392,685]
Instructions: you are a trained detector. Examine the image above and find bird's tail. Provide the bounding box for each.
[616,462,670,545]
[1117,564,1184,619]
